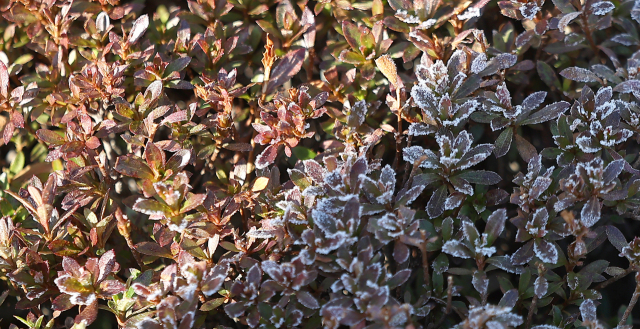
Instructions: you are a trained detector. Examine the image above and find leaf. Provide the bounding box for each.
[9,151,25,176]
[580,299,597,322]
[520,101,570,125]
[537,61,561,89]
[341,20,361,50]
[559,67,599,83]
[603,159,624,184]
[115,155,155,179]
[264,49,306,95]
[180,193,206,213]
[581,196,601,227]
[375,55,398,86]
[132,199,171,217]
[613,80,640,94]
[251,177,270,191]
[201,298,226,311]
[485,209,507,245]
[292,146,316,160]
[514,134,537,163]
[128,14,149,44]
[427,185,448,218]
[97,250,117,283]
[0,61,8,98]
[134,242,173,258]
[96,12,110,33]
[164,57,192,77]
[297,290,320,309]
[494,126,513,157]
[256,144,279,169]
[75,299,98,325]
[455,170,502,185]
[606,225,627,252]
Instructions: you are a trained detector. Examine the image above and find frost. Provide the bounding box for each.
[519,2,540,20]
[246,226,275,239]
[471,53,488,74]
[534,276,548,298]
[580,299,597,322]
[395,9,421,24]
[408,123,431,136]
[442,240,472,259]
[591,1,615,15]
[534,240,558,264]
[458,7,481,20]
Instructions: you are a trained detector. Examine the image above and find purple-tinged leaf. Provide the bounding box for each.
[581,196,601,227]
[534,239,558,264]
[514,134,537,163]
[115,155,155,179]
[164,57,192,76]
[97,250,117,283]
[0,61,8,98]
[265,49,306,95]
[613,80,640,94]
[37,129,66,146]
[485,209,507,245]
[534,276,548,298]
[559,67,599,83]
[511,240,534,265]
[134,242,173,258]
[128,14,149,44]
[606,225,627,252]
[520,101,570,125]
[427,184,447,218]
[498,289,519,308]
[603,159,624,184]
[455,170,502,185]
[580,299,597,322]
[256,144,279,169]
[297,290,320,309]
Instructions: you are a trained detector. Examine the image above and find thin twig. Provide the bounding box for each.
[619,273,640,327]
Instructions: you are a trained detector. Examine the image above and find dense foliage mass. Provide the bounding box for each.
[3,0,640,328]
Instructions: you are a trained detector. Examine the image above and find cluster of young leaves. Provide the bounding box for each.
[4,0,640,328]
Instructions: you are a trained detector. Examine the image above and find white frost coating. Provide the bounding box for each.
[576,135,599,153]
[246,226,275,239]
[471,53,488,74]
[408,123,431,136]
[458,7,481,20]
[534,240,559,264]
[442,239,472,259]
[395,9,421,24]
[519,2,541,20]
[591,1,615,15]
[444,194,463,210]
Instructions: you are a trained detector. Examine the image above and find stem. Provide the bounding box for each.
[619,273,640,327]
[578,10,600,61]
[594,266,634,290]
[526,294,538,329]
[420,231,431,290]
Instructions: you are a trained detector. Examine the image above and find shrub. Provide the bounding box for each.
[1,0,640,328]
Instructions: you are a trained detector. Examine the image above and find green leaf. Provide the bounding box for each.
[537,61,561,89]
[494,126,513,157]
[292,146,316,160]
[9,151,25,176]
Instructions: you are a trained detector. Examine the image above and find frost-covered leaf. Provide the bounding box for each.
[559,67,599,83]
[128,15,149,44]
[590,1,614,16]
[580,299,597,322]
